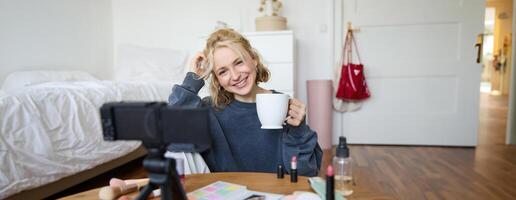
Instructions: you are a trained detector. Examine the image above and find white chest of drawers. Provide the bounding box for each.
[243,31,295,97]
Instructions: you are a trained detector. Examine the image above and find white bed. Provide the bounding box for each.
[0,79,181,199]
[0,45,210,199]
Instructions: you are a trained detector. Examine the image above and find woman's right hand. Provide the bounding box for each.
[190,52,206,77]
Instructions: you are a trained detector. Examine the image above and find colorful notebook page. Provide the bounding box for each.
[187,181,250,200]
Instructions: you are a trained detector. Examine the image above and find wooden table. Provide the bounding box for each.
[60,172,311,199]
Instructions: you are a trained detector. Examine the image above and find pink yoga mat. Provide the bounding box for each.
[306,80,333,150]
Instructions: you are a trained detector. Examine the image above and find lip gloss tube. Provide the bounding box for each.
[290,156,297,183]
[326,165,335,200]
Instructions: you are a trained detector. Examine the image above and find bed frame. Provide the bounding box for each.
[5,146,147,200]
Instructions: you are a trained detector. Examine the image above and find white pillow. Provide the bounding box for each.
[115,44,189,82]
[1,70,98,91]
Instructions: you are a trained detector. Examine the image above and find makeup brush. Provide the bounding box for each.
[98,184,138,200]
[98,178,149,200]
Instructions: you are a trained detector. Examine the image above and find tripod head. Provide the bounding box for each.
[135,148,186,200]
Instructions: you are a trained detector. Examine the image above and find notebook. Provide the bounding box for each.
[187,181,283,200]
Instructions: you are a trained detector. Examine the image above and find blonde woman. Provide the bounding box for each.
[169,28,322,176]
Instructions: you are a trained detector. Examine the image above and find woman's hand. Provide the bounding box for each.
[190,52,207,77]
[286,98,306,127]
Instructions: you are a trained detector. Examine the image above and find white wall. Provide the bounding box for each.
[112,0,334,105]
[112,0,244,51]
[0,0,113,85]
[282,0,334,101]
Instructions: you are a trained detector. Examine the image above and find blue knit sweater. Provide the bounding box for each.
[168,72,322,176]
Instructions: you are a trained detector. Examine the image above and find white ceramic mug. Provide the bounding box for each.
[256,93,290,129]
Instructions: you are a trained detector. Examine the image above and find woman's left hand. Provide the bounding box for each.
[286,98,306,127]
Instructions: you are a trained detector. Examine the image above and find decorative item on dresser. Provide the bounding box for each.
[243,31,295,97]
[255,0,287,31]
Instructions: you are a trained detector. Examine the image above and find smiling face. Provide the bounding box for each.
[202,28,271,108]
[212,47,257,99]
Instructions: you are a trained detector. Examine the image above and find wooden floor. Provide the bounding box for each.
[327,93,515,199]
[53,93,516,199]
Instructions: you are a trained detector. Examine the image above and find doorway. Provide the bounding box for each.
[479,0,513,145]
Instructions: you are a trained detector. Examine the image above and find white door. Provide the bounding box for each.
[341,0,485,146]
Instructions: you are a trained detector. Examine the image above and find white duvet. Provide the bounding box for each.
[0,80,179,199]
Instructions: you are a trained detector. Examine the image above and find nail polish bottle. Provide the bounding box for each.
[277,164,284,179]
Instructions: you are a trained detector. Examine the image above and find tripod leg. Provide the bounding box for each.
[135,184,154,200]
[161,185,172,200]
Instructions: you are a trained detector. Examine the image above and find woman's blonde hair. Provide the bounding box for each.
[199,28,270,109]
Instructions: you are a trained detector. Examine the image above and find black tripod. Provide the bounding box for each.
[135,148,187,200]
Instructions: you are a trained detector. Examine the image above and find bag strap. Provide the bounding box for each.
[342,30,362,65]
[342,31,351,65]
[342,30,361,92]
[350,30,362,64]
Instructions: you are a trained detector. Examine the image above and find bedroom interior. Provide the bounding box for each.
[1,0,516,199]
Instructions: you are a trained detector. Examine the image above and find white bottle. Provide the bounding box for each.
[332,136,353,196]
